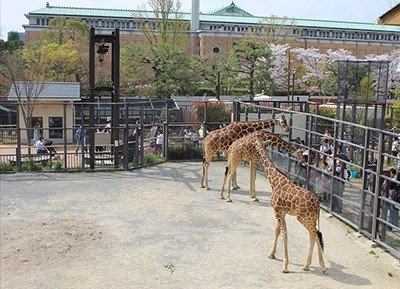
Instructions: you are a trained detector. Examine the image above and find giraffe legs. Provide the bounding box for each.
[269,215,289,273]
[232,171,240,190]
[219,167,229,200]
[200,157,211,190]
[298,217,327,273]
[219,167,232,202]
[249,161,259,201]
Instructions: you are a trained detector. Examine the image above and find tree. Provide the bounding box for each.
[40,17,89,46]
[24,41,80,82]
[137,0,188,46]
[0,48,47,145]
[269,44,290,94]
[365,49,400,98]
[232,39,272,99]
[40,17,89,86]
[122,0,193,97]
[260,15,299,46]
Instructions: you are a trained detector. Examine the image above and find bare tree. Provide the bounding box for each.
[0,49,47,145]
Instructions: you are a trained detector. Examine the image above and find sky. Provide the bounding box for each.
[0,0,398,40]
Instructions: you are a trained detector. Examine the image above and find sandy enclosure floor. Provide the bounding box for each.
[1,161,399,289]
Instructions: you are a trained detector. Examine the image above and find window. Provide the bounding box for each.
[49,117,63,139]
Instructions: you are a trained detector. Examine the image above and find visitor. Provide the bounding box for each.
[35,137,48,154]
[33,122,41,143]
[75,125,87,155]
[155,128,163,155]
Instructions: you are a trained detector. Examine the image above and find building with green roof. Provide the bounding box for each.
[23,1,400,57]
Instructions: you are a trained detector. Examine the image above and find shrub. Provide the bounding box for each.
[168,144,202,160]
[51,161,63,171]
[144,154,163,165]
[22,159,43,171]
[0,162,15,173]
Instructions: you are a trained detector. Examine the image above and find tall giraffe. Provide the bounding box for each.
[253,137,327,273]
[220,130,303,202]
[200,114,289,190]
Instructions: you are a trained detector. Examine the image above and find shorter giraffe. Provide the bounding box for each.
[200,114,289,190]
[253,137,327,273]
[220,130,303,202]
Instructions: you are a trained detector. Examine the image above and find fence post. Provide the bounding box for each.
[371,131,384,241]
[123,104,129,170]
[16,104,22,172]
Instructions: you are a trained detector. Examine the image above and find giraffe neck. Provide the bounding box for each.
[234,119,276,136]
[254,138,282,183]
[256,131,296,155]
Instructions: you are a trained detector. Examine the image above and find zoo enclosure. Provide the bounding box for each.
[0,98,399,258]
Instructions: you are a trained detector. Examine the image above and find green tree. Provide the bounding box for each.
[122,0,193,97]
[40,17,89,85]
[40,17,89,45]
[24,41,80,82]
[232,39,272,99]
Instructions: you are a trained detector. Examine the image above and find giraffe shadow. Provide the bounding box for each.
[268,258,372,284]
[322,260,371,286]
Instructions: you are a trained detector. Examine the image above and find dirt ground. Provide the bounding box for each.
[1,161,399,289]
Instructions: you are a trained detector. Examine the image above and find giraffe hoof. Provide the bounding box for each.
[282,269,290,274]
[268,254,276,259]
[200,185,205,188]
[227,199,233,203]
[322,268,328,274]
[302,266,310,271]
[220,196,225,200]
[253,198,259,202]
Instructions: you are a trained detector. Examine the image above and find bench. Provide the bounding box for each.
[84,132,115,165]
[9,154,52,165]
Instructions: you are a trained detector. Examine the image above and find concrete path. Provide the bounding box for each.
[1,161,399,289]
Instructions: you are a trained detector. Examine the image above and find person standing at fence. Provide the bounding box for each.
[387,170,400,231]
[33,122,41,143]
[391,137,400,165]
[155,128,163,155]
[75,125,87,155]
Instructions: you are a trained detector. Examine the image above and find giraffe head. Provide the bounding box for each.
[292,148,304,161]
[275,114,289,133]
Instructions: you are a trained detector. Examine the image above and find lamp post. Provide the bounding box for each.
[213,65,221,101]
[291,69,296,102]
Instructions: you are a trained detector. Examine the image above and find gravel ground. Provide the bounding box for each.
[1,161,399,289]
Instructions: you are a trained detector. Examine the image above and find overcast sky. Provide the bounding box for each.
[1,0,398,40]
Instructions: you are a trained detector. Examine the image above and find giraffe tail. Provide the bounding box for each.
[316,230,324,252]
[224,166,229,176]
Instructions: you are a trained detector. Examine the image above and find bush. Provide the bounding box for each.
[0,162,15,173]
[51,161,63,171]
[22,159,43,171]
[168,144,202,160]
[144,154,164,165]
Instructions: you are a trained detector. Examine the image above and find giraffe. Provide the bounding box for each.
[253,137,327,273]
[200,114,289,190]
[220,130,303,202]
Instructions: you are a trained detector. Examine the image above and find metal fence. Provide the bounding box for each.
[234,100,399,259]
[0,98,399,258]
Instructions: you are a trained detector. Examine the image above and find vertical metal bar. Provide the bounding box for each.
[359,128,371,231]
[63,102,67,171]
[89,27,96,169]
[371,132,384,240]
[16,103,21,172]
[123,104,129,170]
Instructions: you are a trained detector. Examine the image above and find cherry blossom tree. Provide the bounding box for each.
[268,44,290,94]
[365,49,400,98]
